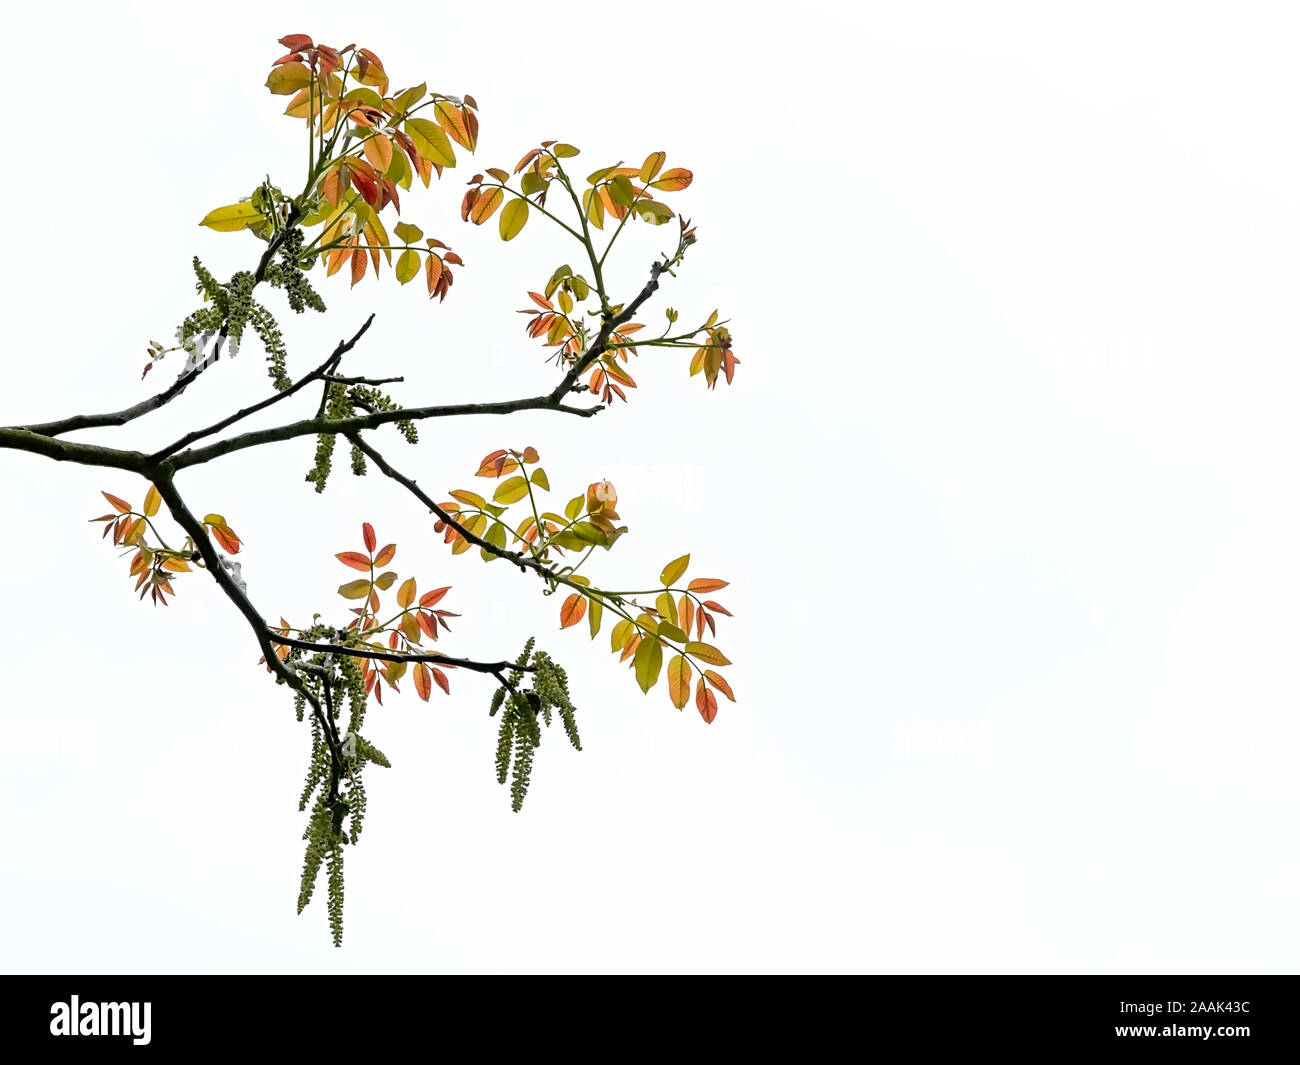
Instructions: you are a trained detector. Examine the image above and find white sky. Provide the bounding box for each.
[1,1,1298,973]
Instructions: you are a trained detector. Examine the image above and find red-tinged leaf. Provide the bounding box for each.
[528,292,553,311]
[444,251,464,266]
[350,248,368,287]
[419,586,451,607]
[416,611,438,640]
[211,524,241,554]
[279,33,313,50]
[414,662,432,701]
[370,589,381,613]
[425,254,444,296]
[374,543,396,566]
[521,446,540,463]
[687,577,729,593]
[397,576,416,609]
[469,186,503,224]
[559,593,587,629]
[460,187,478,222]
[704,670,736,702]
[432,667,451,695]
[650,168,693,192]
[668,654,692,710]
[362,523,377,552]
[696,679,718,723]
[514,147,541,173]
[336,551,371,571]
[102,491,132,514]
[703,599,732,617]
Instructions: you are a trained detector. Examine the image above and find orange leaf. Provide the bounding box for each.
[414,662,432,701]
[102,491,132,514]
[362,523,377,552]
[559,593,587,629]
[211,524,241,554]
[687,578,729,593]
[374,543,396,566]
[419,586,451,607]
[432,667,451,695]
[696,678,718,723]
[704,670,735,702]
[336,551,371,571]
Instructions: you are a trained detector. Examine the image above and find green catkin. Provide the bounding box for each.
[326,839,345,947]
[305,383,350,492]
[249,301,292,391]
[298,795,332,914]
[486,640,582,811]
[283,627,391,946]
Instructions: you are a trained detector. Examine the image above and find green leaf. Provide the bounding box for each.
[660,553,690,586]
[656,590,677,624]
[552,143,580,158]
[199,202,265,232]
[657,622,687,643]
[588,597,603,638]
[394,221,423,243]
[571,521,607,545]
[481,520,507,561]
[493,476,530,504]
[564,495,583,521]
[374,571,398,590]
[499,198,529,241]
[530,468,550,491]
[634,637,664,693]
[338,579,371,600]
[634,200,674,225]
[404,118,456,167]
[395,249,420,284]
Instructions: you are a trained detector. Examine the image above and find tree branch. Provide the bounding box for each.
[168,392,603,469]
[268,633,535,675]
[150,315,376,461]
[549,259,665,402]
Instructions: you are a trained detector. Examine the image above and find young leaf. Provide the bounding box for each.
[685,642,730,666]
[336,551,372,571]
[397,577,416,609]
[413,662,432,701]
[668,654,691,709]
[660,553,690,586]
[696,679,718,723]
[687,577,729,593]
[704,670,735,702]
[143,485,162,518]
[499,198,529,241]
[634,637,664,693]
[559,592,587,629]
[493,476,530,504]
[338,579,371,600]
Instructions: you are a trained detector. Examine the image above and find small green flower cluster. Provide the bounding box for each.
[269,226,327,315]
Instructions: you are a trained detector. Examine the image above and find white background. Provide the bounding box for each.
[1,1,1297,973]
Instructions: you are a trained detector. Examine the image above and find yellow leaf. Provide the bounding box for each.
[199,202,265,232]
[143,484,161,518]
[499,198,529,241]
[660,553,690,587]
[668,655,691,709]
